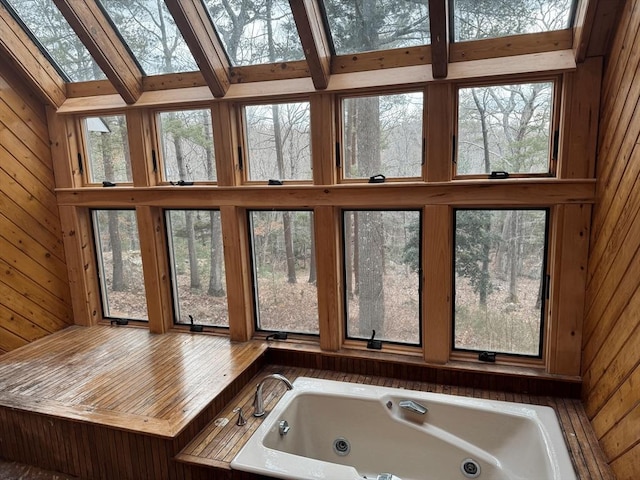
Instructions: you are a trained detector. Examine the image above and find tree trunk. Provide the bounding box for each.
[100,130,125,291]
[356,96,385,336]
[208,211,225,296]
[508,211,519,303]
[203,112,225,296]
[308,218,316,284]
[173,133,200,289]
[271,104,297,284]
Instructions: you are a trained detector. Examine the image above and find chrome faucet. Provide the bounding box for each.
[253,373,293,417]
[399,399,428,415]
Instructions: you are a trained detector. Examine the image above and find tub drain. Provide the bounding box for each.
[333,437,350,456]
[461,458,481,478]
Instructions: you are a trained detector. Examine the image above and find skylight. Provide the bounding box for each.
[97,0,198,75]
[203,0,304,66]
[322,0,431,55]
[3,0,106,82]
[452,0,575,42]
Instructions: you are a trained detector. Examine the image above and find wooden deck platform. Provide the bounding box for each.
[0,326,615,479]
[0,325,267,479]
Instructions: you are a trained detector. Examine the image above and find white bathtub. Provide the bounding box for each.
[231,377,577,480]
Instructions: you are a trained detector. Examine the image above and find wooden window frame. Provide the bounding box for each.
[237,98,314,186]
[335,88,427,184]
[452,75,563,180]
[53,61,595,377]
[153,107,218,186]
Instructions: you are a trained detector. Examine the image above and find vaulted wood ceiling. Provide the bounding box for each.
[0,0,624,109]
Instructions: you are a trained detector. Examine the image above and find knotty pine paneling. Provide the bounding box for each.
[0,60,73,354]
[583,1,640,478]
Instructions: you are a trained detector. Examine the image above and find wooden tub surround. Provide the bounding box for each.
[0,326,614,479]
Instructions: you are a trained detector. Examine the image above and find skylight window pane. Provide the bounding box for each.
[452,0,575,41]
[98,0,198,75]
[5,0,106,81]
[323,0,430,55]
[204,0,303,65]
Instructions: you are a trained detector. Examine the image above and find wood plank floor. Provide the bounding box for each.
[179,364,616,480]
[0,326,267,438]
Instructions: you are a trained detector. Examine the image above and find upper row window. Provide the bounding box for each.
[78,79,556,185]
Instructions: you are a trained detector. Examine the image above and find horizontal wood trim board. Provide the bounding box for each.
[55,180,595,208]
[56,50,577,114]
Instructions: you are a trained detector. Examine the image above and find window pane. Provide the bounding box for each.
[158,110,217,183]
[343,93,423,179]
[83,116,131,184]
[323,0,430,55]
[204,0,303,66]
[250,211,318,334]
[453,0,575,41]
[98,0,198,75]
[457,82,553,175]
[93,210,148,321]
[244,103,311,181]
[344,210,421,345]
[5,0,106,81]
[454,209,548,356]
[167,210,228,327]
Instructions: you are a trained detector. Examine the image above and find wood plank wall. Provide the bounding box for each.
[0,58,73,354]
[583,1,640,479]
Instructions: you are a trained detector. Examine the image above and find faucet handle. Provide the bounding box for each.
[233,407,247,426]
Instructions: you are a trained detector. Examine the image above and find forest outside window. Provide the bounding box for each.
[456,81,555,177]
[343,210,422,345]
[97,0,197,75]
[249,210,318,335]
[82,115,132,185]
[157,110,217,183]
[166,210,227,328]
[451,0,576,42]
[92,210,148,322]
[341,93,424,181]
[204,0,304,66]
[322,0,431,55]
[243,102,311,182]
[453,209,549,357]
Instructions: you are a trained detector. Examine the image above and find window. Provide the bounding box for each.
[249,210,318,334]
[244,102,311,182]
[341,93,424,180]
[92,210,148,321]
[204,0,303,66]
[83,115,132,184]
[452,0,575,42]
[456,81,555,176]
[166,210,228,327]
[343,210,421,345]
[157,110,217,183]
[97,0,197,75]
[453,209,549,357]
[3,0,106,81]
[323,0,430,55]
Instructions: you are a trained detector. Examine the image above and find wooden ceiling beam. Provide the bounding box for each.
[573,0,625,62]
[290,0,331,90]
[164,0,230,98]
[0,2,66,108]
[53,0,143,104]
[428,0,449,78]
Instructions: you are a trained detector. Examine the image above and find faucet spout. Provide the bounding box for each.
[253,373,293,417]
